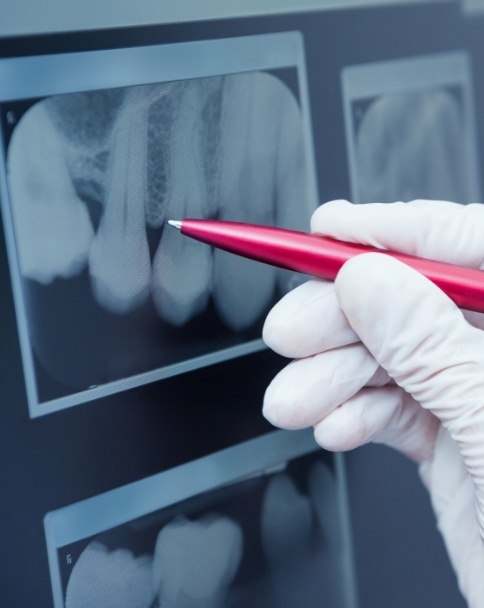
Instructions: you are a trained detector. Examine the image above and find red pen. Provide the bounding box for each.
[168,218,484,312]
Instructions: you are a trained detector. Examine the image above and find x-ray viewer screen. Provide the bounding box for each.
[0,34,318,417]
[44,432,351,608]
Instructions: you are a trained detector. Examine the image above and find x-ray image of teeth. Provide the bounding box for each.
[261,464,345,608]
[8,103,95,285]
[4,57,317,412]
[213,73,280,331]
[355,90,469,204]
[89,86,154,314]
[343,52,481,206]
[152,514,243,607]
[151,81,213,327]
[65,542,154,608]
[50,453,348,608]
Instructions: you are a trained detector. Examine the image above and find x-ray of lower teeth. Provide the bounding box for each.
[5,67,316,412]
[354,89,469,204]
[55,456,345,608]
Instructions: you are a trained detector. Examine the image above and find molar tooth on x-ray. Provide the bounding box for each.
[212,73,281,331]
[89,87,152,314]
[7,102,95,284]
[261,472,329,608]
[151,82,212,326]
[152,513,243,608]
[65,541,154,608]
[356,89,468,204]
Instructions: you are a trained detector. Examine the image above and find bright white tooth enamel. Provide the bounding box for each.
[151,82,211,326]
[89,88,151,314]
[65,541,154,608]
[274,85,314,294]
[212,72,285,331]
[152,513,243,608]
[7,101,94,284]
[261,473,325,607]
[152,222,211,326]
[356,90,467,204]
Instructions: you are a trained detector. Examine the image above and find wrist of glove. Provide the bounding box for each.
[262,199,484,607]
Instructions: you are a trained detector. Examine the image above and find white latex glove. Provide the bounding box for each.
[262,199,484,607]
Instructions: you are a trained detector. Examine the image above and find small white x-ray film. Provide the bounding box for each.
[342,52,481,204]
[44,431,356,608]
[0,32,318,417]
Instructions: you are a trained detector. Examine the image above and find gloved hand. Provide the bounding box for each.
[262,199,484,607]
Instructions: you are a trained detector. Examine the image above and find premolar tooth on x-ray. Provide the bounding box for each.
[152,513,243,608]
[65,541,154,608]
[7,102,95,284]
[212,73,281,331]
[356,90,467,203]
[88,87,152,314]
[151,82,212,326]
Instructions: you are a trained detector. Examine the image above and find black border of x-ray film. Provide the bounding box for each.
[0,32,319,418]
[44,429,359,608]
[341,51,481,205]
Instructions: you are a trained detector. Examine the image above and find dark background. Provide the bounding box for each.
[0,2,479,605]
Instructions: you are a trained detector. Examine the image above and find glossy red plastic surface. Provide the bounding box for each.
[180,219,484,312]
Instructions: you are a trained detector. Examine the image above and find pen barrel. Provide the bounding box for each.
[180,219,484,312]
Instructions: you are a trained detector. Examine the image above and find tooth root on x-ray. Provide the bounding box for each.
[89,88,151,314]
[151,82,211,325]
[212,72,284,331]
[356,90,467,204]
[65,541,154,608]
[152,513,243,608]
[7,102,94,284]
[273,83,312,294]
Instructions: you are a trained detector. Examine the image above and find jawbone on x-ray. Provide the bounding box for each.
[356,89,468,203]
[4,63,315,410]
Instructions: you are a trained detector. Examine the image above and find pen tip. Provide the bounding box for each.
[168,220,182,230]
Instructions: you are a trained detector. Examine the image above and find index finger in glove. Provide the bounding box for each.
[263,279,358,358]
[311,199,484,267]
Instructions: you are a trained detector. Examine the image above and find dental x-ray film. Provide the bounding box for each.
[342,52,481,204]
[0,33,318,417]
[45,431,354,608]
